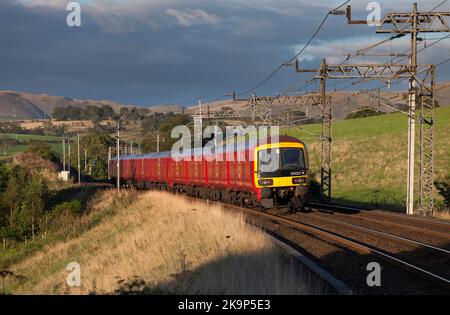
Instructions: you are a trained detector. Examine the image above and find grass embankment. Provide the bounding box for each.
[3,191,325,295]
[0,186,115,271]
[287,106,450,212]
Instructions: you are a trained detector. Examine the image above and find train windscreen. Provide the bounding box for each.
[258,148,306,177]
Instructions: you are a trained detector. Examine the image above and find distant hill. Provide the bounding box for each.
[0,90,190,120]
[0,91,48,119]
[20,92,130,116]
[0,91,136,119]
[185,81,450,121]
[0,81,448,120]
[436,81,450,106]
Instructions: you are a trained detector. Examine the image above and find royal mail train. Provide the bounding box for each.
[109,136,310,211]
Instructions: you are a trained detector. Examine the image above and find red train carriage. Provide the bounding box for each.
[109,136,309,211]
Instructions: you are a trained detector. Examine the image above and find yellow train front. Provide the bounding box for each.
[254,136,309,212]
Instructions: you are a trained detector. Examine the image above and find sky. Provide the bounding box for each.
[1,0,449,106]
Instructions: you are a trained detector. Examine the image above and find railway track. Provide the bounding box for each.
[182,195,450,292]
[309,202,450,232]
[308,207,450,242]
[286,211,450,283]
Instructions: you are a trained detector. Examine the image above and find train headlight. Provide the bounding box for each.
[258,179,274,186]
[292,177,307,184]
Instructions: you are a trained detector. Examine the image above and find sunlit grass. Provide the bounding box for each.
[287,106,450,211]
[5,191,325,295]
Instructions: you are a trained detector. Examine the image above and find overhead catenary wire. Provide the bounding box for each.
[171,0,448,109]
[182,0,351,105]
[331,0,449,91]
[234,0,351,97]
[430,0,449,12]
[280,32,449,98]
[282,7,425,94]
[332,34,450,93]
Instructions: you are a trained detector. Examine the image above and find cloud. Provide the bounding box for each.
[15,0,171,32]
[4,0,450,105]
[166,8,220,27]
[15,0,67,9]
[297,35,450,65]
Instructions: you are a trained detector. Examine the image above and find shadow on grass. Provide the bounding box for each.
[110,250,335,296]
[107,236,450,295]
[48,185,109,214]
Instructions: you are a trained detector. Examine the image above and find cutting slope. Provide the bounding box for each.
[6,191,324,295]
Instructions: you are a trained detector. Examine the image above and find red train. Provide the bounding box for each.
[109,136,310,210]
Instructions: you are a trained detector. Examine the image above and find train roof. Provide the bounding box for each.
[111,136,306,161]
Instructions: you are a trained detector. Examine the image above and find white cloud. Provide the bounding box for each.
[15,0,222,32]
[166,8,219,27]
[15,0,66,8]
[295,35,450,65]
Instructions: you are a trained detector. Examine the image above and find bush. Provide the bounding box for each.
[13,153,58,174]
[308,173,321,201]
[52,200,82,216]
[346,108,385,120]
[435,177,450,209]
[26,141,59,163]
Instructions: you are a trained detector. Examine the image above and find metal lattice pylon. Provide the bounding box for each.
[320,99,332,202]
[418,66,436,213]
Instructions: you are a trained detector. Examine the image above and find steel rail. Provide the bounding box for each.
[183,197,450,290]
[309,208,450,241]
[299,212,450,255]
[309,202,450,229]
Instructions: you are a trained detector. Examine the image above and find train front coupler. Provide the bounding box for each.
[288,185,309,213]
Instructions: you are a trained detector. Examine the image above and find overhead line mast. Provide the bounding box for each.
[329,3,450,214]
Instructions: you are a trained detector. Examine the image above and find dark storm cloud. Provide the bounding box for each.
[1,0,449,106]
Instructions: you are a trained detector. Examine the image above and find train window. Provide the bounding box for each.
[281,149,306,170]
[258,148,306,175]
[258,149,280,173]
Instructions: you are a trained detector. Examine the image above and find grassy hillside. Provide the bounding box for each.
[3,191,325,295]
[286,106,450,211]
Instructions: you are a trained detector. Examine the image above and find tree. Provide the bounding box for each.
[142,114,192,153]
[1,166,29,227]
[84,105,101,122]
[119,107,129,120]
[78,131,114,179]
[128,107,143,121]
[98,105,115,120]
[0,135,13,156]
[52,106,83,121]
[12,173,48,240]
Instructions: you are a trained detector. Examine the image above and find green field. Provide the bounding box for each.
[286,106,450,211]
[0,133,64,160]
[2,134,61,141]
